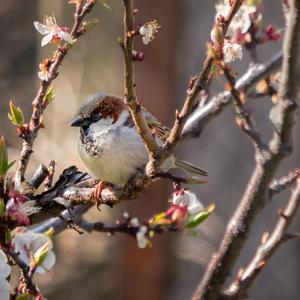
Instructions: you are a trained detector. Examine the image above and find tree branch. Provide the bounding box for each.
[122,0,160,159]
[223,177,300,299]
[222,64,264,150]
[269,168,300,198]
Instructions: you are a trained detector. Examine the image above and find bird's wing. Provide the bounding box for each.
[142,109,170,141]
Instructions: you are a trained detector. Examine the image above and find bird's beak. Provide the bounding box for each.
[70,115,85,127]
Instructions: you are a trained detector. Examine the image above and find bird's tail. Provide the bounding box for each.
[174,158,208,177]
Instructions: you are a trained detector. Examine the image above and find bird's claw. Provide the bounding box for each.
[91,180,107,210]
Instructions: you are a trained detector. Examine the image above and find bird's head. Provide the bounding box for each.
[70,92,127,131]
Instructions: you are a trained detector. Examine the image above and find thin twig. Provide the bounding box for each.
[78,219,177,235]
[5,248,39,296]
[15,1,96,185]
[222,64,264,150]
[122,0,160,159]
[269,168,300,198]
[223,178,300,299]
[44,160,56,191]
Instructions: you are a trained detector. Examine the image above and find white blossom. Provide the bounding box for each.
[186,191,204,215]
[0,250,11,300]
[215,1,257,37]
[223,41,243,63]
[136,226,148,249]
[34,15,73,47]
[123,212,130,219]
[172,189,203,215]
[12,231,56,274]
[129,217,140,227]
[139,20,160,45]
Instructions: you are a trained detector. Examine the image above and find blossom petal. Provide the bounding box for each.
[0,251,10,279]
[187,191,204,215]
[34,21,50,35]
[41,250,56,272]
[142,36,151,45]
[60,31,74,44]
[13,231,56,273]
[223,42,243,63]
[41,33,54,47]
[0,279,10,300]
[136,233,147,249]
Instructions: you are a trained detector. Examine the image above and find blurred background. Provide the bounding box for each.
[1,0,299,299]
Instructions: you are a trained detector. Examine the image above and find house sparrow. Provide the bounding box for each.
[70,92,208,198]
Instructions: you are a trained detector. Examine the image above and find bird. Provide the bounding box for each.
[70,92,208,201]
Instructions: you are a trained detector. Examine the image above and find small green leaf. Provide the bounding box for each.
[0,136,15,177]
[0,136,8,176]
[186,204,215,229]
[44,227,55,238]
[16,295,33,300]
[246,0,262,5]
[0,199,5,217]
[8,100,24,126]
[7,160,16,171]
[33,242,50,266]
[5,228,12,244]
[82,18,99,33]
[43,86,55,105]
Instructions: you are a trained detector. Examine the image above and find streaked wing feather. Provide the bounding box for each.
[143,109,169,141]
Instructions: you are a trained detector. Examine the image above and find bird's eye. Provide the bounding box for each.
[91,113,101,123]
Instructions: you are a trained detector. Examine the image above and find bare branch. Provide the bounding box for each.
[77,218,177,236]
[223,177,300,299]
[222,64,264,150]
[269,168,300,198]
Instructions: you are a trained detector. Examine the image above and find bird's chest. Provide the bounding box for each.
[78,126,148,184]
[80,135,104,157]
